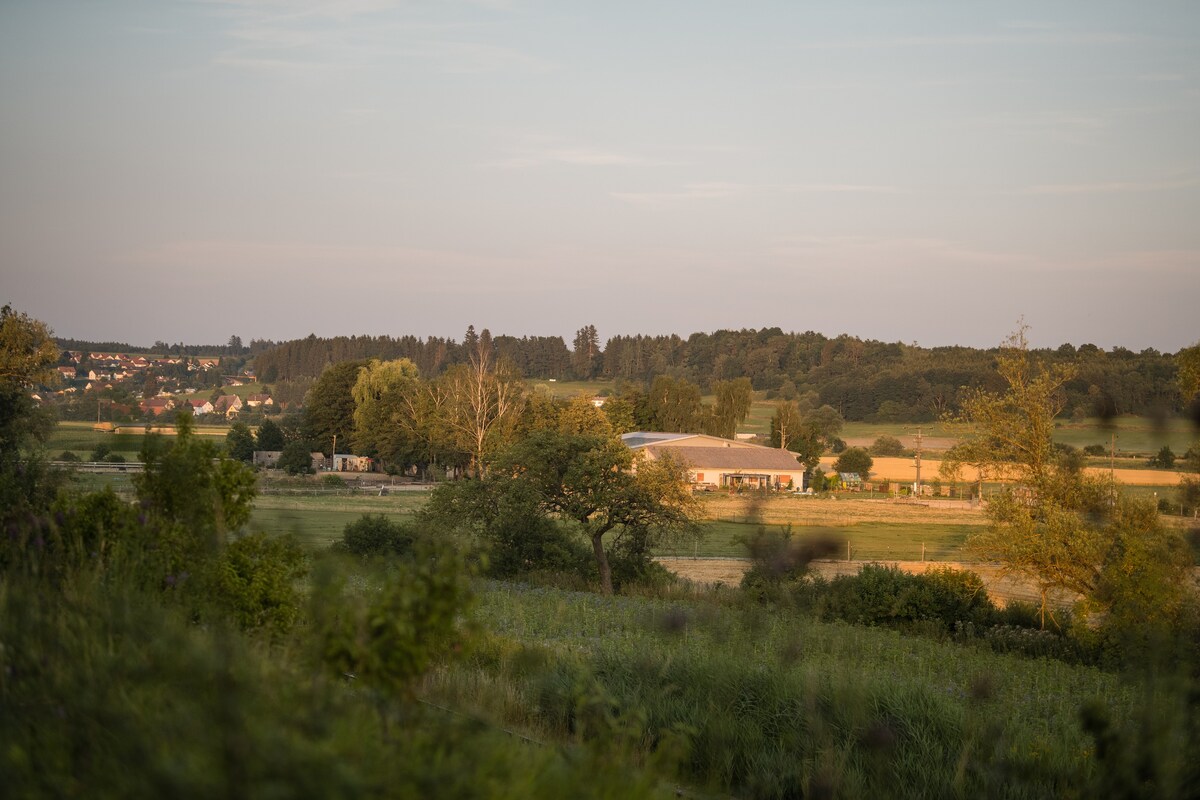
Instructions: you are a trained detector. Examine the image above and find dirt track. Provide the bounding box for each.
[657,557,1072,608]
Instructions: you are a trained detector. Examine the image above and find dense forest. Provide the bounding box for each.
[244,326,1184,422]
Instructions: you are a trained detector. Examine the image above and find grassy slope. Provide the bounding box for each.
[425,582,1132,798]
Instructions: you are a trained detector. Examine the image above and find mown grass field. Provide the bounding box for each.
[529,379,618,399]
[734,400,1198,457]
[47,421,231,461]
[1052,416,1198,456]
[250,490,427,549]
[657,519,976,561]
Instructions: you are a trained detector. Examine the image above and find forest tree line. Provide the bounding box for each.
[246,325,1187,422]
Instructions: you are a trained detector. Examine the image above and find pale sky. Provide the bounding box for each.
[2,1,1198,351]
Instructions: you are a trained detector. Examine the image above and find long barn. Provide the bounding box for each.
[622,432,806,490]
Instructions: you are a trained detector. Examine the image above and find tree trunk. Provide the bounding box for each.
[591,532,613,595]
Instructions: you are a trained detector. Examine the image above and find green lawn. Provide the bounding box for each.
[739,413,1198,457]
[216,382,268,399]
[47,424,147,461]
[48,421,231,461]
[1052,416,1198,456]
[250,491,428,549]
[656,519,976,561]
[527,379,618,399]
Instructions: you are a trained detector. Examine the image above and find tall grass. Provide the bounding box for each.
[424,582,1135,798]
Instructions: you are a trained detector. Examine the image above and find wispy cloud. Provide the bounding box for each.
[200,0,551,74]
[794,31,1133,50]
[766,234,1049,272]
[611,183,749,206]
[484,137,683,169]
[1024,175,1200,195]
[611,182,903,207]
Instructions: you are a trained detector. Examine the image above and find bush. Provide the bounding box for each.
[334,514,418,558]
[89,442,111,461]
[58,450,80,462]
[869,435,906,457]
[740,528,840,605]
[821,564,997,631]
[483,513,593,579]
[1148,445,1176,469]
[994,599,1042,629]
[1083,444,1107,456]
[900,567,996,628]
[215,531,308,634]
[277,441,314,475]
[322,474,345,487]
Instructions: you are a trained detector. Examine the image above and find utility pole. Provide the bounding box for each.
[1109,430,1117,505]
[331,433,337,472]
[914,426,923,497]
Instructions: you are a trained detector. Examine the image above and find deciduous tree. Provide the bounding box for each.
[434,431,696,595]
[949,328,1197,635]
[303,360,367,455]
[351,358,423,469]
[254,418,286,452]
[833,447,873,481]
[278,441,315,475]
[703,377,753,439]
[433,333,524,476]
[225,422,255,462]
[0,305,61,519]
[558,394,612,437]
[0,304,58,387]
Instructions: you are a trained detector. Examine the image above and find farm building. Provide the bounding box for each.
[331,453,376,472]
[253,450,282,468]
[622,432,805,490]
[254,450,328,472]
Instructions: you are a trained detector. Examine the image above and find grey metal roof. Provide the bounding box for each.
[620,431,694,449]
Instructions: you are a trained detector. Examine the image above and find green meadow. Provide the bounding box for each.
[250,490,428,549]
[657,519,977,561]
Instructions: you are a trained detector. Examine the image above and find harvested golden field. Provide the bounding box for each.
[698,493,989,527]
[818,455,1187,486]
